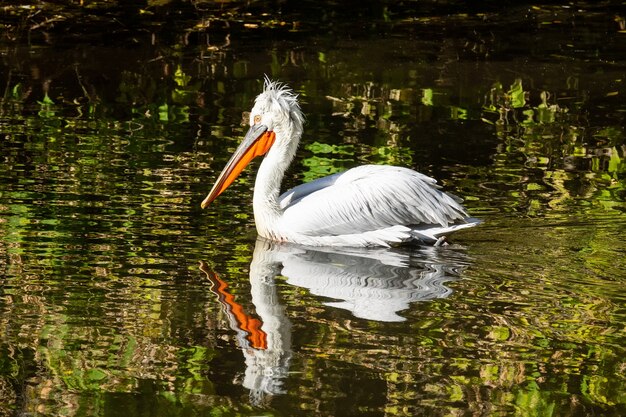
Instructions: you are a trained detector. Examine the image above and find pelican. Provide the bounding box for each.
[201,78,480,247]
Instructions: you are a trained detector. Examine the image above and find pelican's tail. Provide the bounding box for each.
[410,217,482,245]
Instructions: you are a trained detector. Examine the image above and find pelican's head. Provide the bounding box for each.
[249,78,304,138]
[201,78,304,209]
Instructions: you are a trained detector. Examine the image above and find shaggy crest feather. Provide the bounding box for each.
[256,77,305,127]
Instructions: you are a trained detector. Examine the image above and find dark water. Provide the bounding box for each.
[0,2,625,416]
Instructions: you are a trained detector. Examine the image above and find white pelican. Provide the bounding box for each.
[201,79,480,247]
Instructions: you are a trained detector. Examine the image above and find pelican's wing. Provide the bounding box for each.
[277,165,468,236]
[278,171,344,210]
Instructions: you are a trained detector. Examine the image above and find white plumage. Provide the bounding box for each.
[202,78,480,247]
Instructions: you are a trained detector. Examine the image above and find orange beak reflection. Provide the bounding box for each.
[201,124,275,209]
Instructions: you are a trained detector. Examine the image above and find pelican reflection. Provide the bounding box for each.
[200,238,471,404]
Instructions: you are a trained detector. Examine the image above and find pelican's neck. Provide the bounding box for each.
[253,123,301,239]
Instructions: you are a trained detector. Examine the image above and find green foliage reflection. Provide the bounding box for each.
[0,1,624,416]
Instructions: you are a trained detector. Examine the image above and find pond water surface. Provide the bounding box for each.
[0,2,625,416]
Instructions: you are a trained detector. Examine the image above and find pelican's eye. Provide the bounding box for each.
[253,115,262,125]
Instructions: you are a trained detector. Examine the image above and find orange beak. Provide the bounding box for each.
[201,124,275,208]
